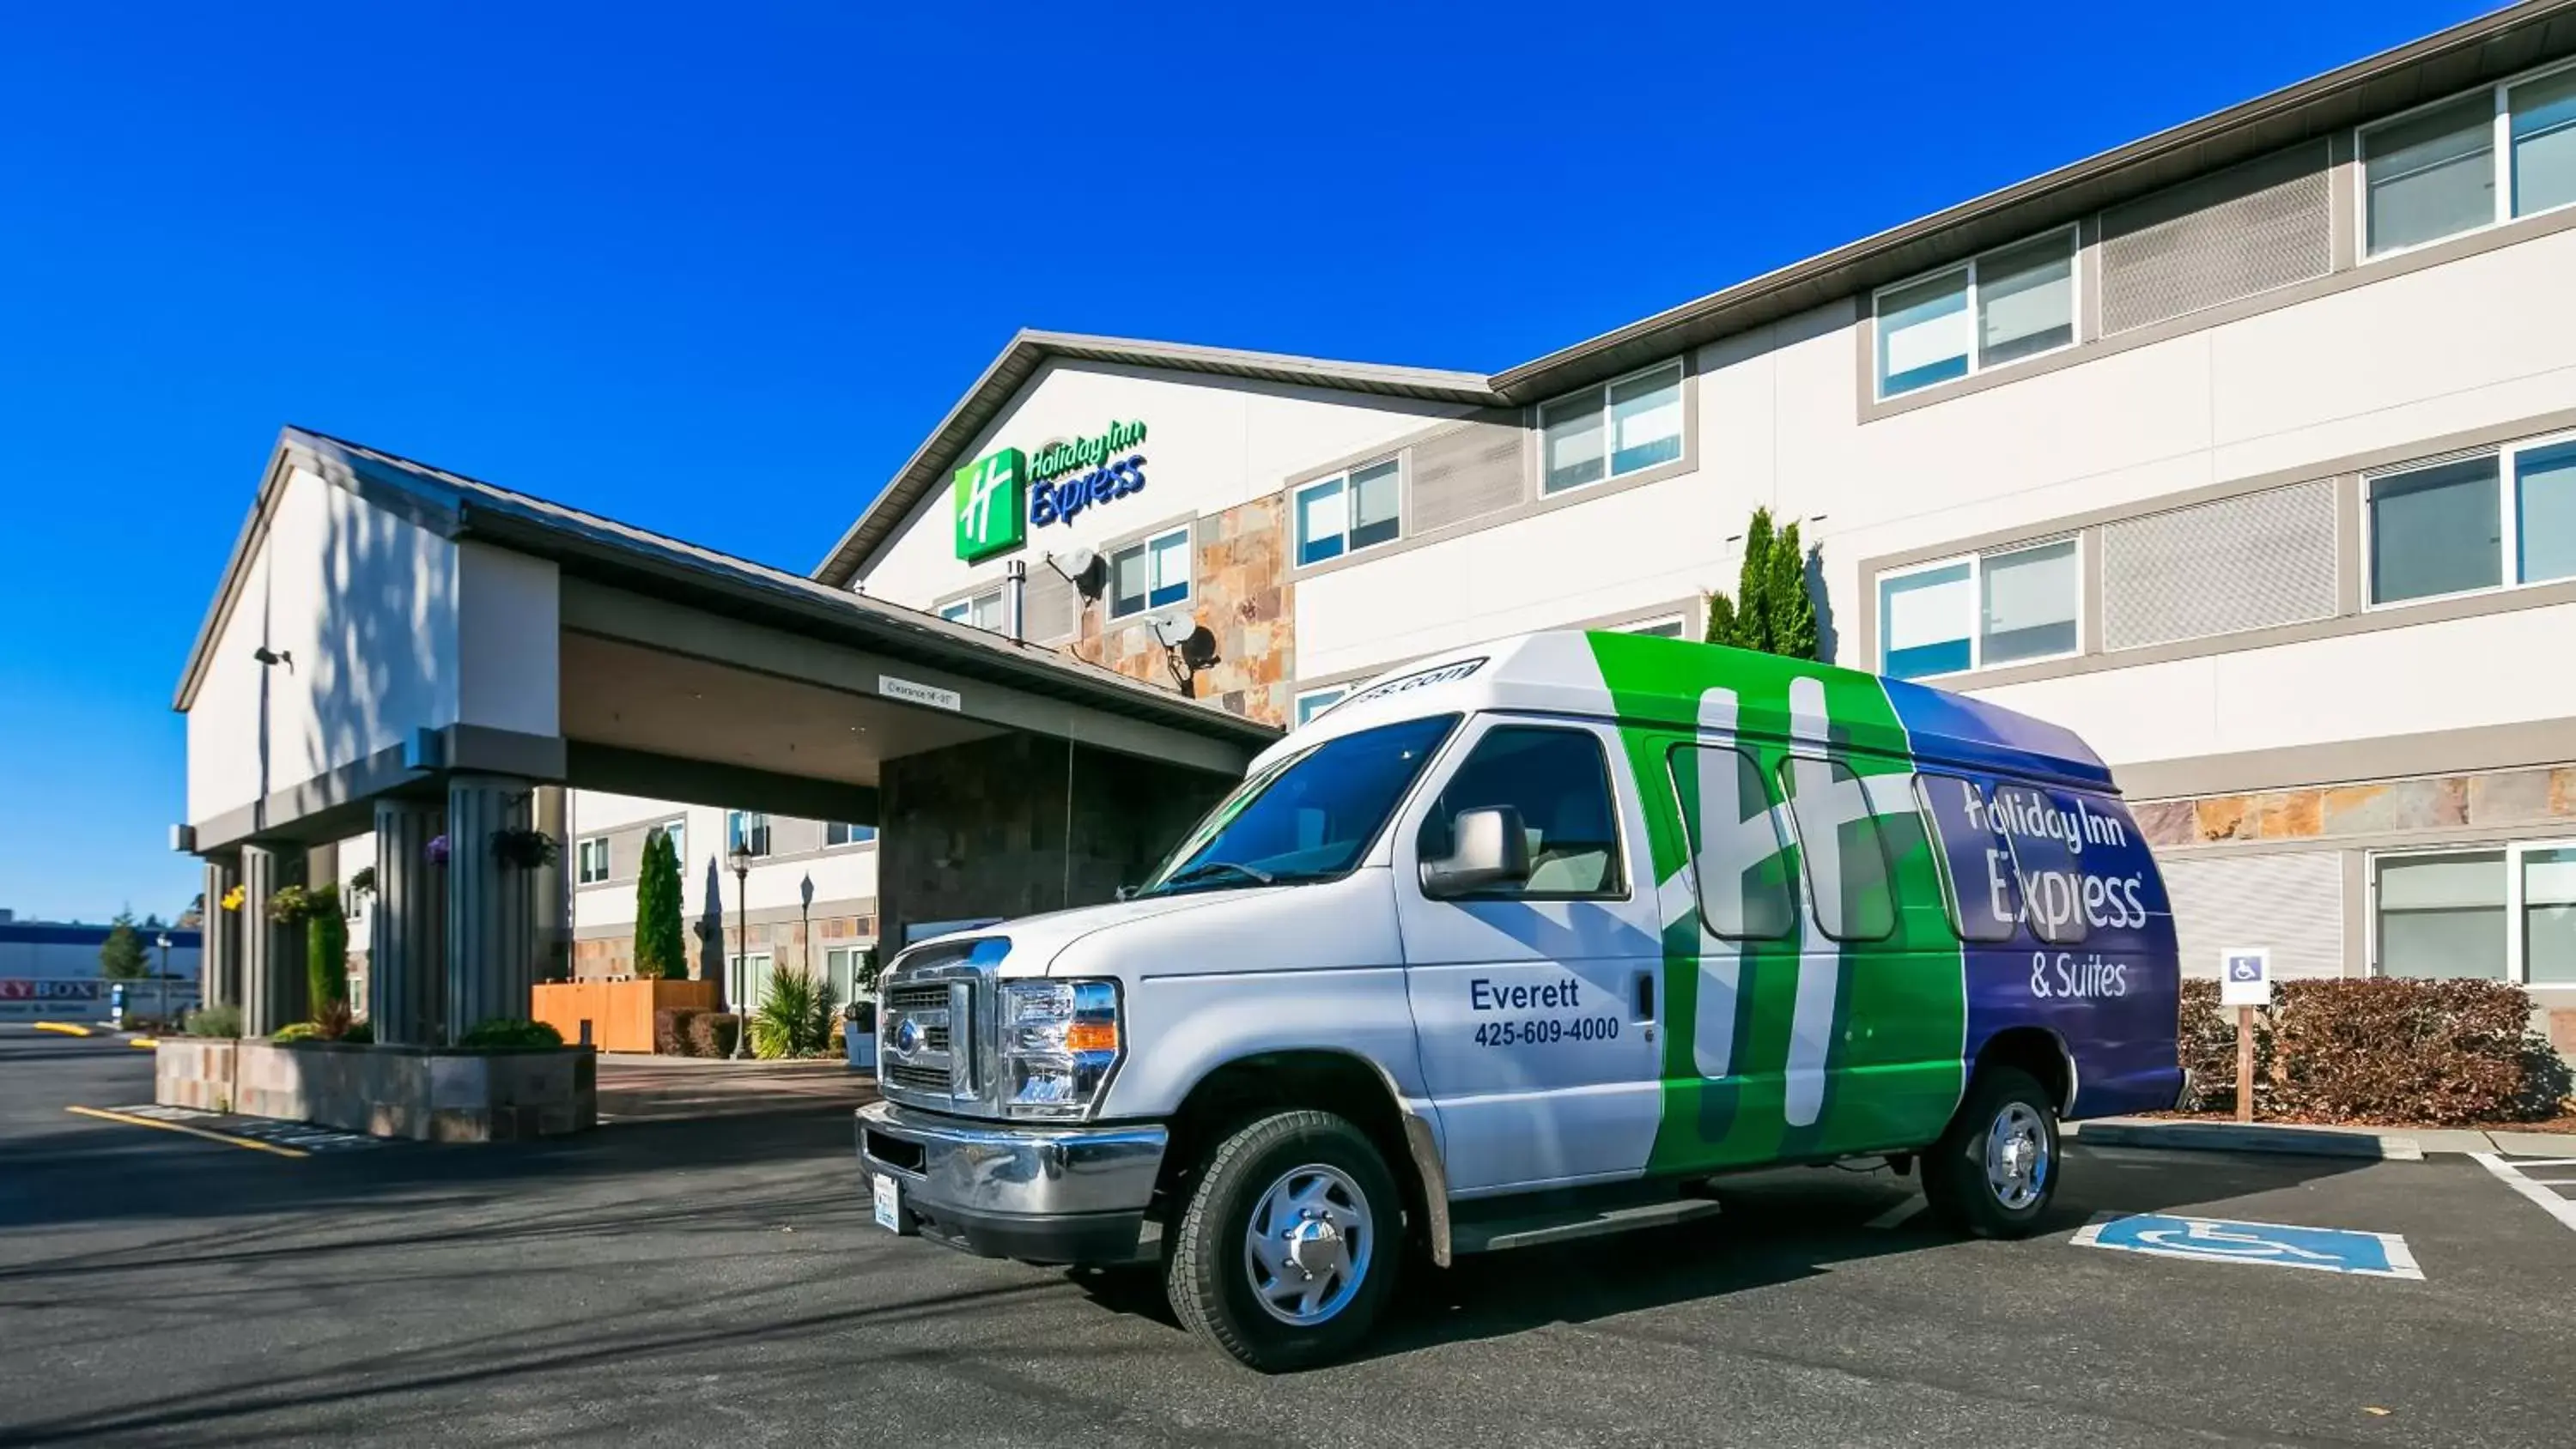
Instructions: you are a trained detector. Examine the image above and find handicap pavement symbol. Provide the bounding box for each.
[2073,1212,2422,1280]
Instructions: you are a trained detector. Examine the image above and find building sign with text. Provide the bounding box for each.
[952,419,1149,561]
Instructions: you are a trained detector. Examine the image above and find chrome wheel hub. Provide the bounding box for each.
[1244,1163,1372,1327]
[1984,1102,2050,1211]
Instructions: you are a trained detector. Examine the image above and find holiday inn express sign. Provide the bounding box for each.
[953,419,1150,561]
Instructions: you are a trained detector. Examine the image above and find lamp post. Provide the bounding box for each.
[728,844,752,1059]
[155,933,172,1025]
[799,874,815,983]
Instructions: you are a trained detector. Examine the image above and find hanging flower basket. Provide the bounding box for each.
[490,826,559,870]
[426,834,451,867]
[266,884,317,925]
[349,865,377,900]
[221,884,246,912]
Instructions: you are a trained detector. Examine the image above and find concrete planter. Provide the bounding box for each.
[155,1039,597,1143]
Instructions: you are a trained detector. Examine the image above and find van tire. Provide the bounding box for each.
[1164,1110,1401,1373]
[1923,1067,2059,1240]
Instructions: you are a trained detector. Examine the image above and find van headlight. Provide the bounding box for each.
[998,979,1121,1119]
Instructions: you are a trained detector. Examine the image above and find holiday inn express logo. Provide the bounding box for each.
[951,419,1151,561]
[952,448,1026,562]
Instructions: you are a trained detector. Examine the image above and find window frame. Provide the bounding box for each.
[1108,524,1194,620]
[726,810,772,859]
[2367,840,2576,985]
[1910,772,2021,943]
[1874,535,2085,681]
[1613,615,1688,639]
[650,819,685,869]
[575,835,611,886]
[2356,57,2576,264]
[2361,432,2576,610]
[938,586,1005,631]
[1536,358,1687,497]
[1870,226,2081,400]
[1293,456,1404,567]
[1293,685,1350,727]
[824,822,877,849]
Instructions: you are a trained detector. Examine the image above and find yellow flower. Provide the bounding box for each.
[221,885,246,912]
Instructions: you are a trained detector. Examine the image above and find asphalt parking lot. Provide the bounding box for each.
[3,1022,2573,1449]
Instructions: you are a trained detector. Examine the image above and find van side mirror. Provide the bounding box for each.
[1420,806,1530,899]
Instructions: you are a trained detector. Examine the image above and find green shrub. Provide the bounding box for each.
[633,828,688,980]
[458,1018,565,1050]
[750,965,838,1058]
[307,884,348,1016]
[271,1022,323,1045]
[185,1003,243,1038]
[2179,977,2562,1125]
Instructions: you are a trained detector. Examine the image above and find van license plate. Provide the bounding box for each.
[872,1173,901,1232]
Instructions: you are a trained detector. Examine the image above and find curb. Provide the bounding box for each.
[2071,1118,2576,1161]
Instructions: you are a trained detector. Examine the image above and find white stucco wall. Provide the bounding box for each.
[568,794,878,932]
[186,467,460,825]
[855,360,1471,608]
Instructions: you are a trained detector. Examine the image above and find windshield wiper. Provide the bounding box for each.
[1151,859,1276,894]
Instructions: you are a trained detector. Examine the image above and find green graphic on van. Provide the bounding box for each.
[952,447,1026,562]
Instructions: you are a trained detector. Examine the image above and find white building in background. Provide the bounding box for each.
[525,4,2576,1028]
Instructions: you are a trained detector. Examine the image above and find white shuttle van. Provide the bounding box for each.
[857,631,2184,1370]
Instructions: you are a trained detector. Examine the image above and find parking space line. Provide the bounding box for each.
[2470,1153,2576,1232]
[64,1105,310,1159]
[33,1022,93,1037]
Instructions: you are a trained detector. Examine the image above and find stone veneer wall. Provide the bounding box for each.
[1077,494,1291,726]
[2134,764,2576,849]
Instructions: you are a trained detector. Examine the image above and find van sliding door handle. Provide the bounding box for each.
[1634,972,1656,1021]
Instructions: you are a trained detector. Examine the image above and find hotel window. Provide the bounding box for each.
[825,946,869,1003]
[1614,615,1687,640]
[651,820,684,868]
[1109,526,1191,619]
[1874,227,2078,398]
[2361,62,2576,258]
[1539,361,1684,494]
[726,811,771,858]
[1876,537,2080,680]
[825,822,876,847]
[576,836,610,885]
[938,587,1005,632]
[1294,685,1348,726]
[1295,458,1400,566]
[2366,436,2576,605]
[2375,843,2576,985]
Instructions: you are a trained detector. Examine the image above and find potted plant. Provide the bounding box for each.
[490,826,558,870]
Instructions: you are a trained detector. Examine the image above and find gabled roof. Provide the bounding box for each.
[811,1,2576,590]
[805,330,1497,588]
[172,427,1281,749]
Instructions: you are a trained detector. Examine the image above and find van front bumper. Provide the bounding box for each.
[854,1100,1165,1265]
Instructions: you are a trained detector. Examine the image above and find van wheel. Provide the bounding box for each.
[1923,1067,2059,1240]
[1165,1110,1400,1373]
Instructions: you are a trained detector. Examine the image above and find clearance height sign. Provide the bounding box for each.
[952,420,1150,561]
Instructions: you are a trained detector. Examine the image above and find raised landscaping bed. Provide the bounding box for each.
[155,1038,595,1143]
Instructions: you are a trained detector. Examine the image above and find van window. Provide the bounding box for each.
[1145,714,1458,894]
[1778,755,1899,941]
[1667,743,1797,939]
[1991,784,2087,944]
[1912,773,2022,943]
[1419,726,1624,898]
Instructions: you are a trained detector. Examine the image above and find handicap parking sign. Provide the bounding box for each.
[2075,1213,2421,1280]
[2219,946,2272,1007]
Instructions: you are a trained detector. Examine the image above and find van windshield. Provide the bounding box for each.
[1140,714,1459,896]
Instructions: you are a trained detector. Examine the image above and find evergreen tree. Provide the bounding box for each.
[1703,506,1822,662]
[307,884,348,1012]
[98,911,149,980]
[635,828,688,979]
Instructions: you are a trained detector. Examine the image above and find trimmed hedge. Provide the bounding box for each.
[654,1008,701,1057]
[685,1012,742,1058]
[2181,977,2571,1125]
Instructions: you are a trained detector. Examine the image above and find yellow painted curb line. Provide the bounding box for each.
[33,1022,92,1037]
[128,1037,161,1049]
[64,1105,309,1159]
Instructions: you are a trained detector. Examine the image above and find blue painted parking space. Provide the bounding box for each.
[2074,1212,2422,1280]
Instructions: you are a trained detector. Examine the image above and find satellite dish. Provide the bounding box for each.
[1048,549,1106,600]
[1151,614,1197,648]
[1179,626,1219,671]
[1151,617,1222,696]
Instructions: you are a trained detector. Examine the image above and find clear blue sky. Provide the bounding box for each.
[0,1,2487,923]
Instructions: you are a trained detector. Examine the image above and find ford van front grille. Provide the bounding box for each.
[876,942,1007,1115]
